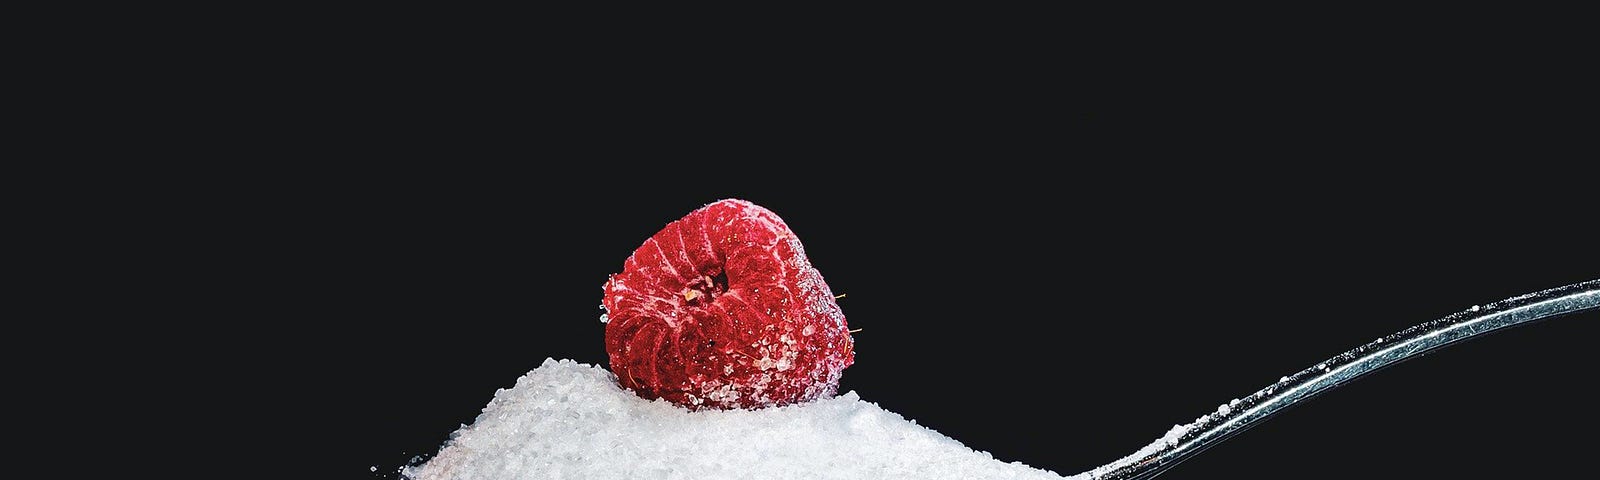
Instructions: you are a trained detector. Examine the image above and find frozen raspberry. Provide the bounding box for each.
[602,199,854,410]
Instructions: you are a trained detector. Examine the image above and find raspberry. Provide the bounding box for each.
[602,199,854,410]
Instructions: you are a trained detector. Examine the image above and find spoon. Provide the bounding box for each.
[1084,279,1600,479]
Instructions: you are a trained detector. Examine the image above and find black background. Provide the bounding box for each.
[35,10,1598,480]
[223,25,1600,480]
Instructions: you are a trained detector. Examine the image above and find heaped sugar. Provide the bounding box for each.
[403,359,1065,480]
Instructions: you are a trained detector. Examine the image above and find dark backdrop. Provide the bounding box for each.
[49,12,1595,480]
[256,30,1600,479]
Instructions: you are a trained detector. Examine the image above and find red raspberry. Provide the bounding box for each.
[602,199,854,410]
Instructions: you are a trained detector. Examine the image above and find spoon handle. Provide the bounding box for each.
[1091,279,1600,480]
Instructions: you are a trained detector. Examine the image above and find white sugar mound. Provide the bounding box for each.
[404,358,1066,480]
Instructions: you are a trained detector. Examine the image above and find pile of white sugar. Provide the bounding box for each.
[403,358,1070,480]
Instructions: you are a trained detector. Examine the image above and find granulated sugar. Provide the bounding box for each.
[403,358,1066,480]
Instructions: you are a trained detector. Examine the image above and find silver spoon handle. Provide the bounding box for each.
[1091,279,1600,480]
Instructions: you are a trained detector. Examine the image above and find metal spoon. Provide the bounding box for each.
[1083,279,1600,480]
